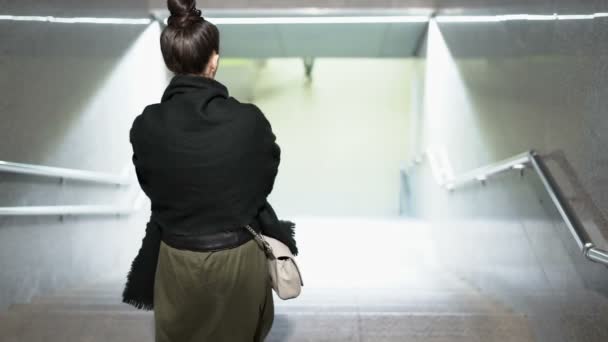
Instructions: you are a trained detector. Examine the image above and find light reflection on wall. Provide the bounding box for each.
[421,20,489,174]
[53,22,169,177]
[56,22,169,280]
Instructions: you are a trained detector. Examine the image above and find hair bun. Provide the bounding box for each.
[167,0,203,27]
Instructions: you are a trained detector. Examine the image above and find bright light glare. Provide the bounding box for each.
[207,16,429,24]
[558,13,608,20]
[426,149,445,186]
[4,12,608,26]
[436,12,608,23]
[0,15,152,25]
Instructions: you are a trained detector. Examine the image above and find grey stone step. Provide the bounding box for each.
[0,308,540,342]
[358,312,536,342]
[7,282,608,342]
[4,302,608,342]
[278,291,511,314]
[13,302,502,316]
[29,294,124,306]
[24,289,510,314]
[0,312,20,339]
[8,303,140,314]
[268,311,608,342]
[48,282,124,296]
[51,288,122,297]
[28,287,608,316]
[496,290,608,316]
[0,310,154,342]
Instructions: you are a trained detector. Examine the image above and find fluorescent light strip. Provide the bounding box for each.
[207,16,429,24]
[435,15,500,23]
[0,15,152,25]
[557,13,608,20]
[4,12,608,26]
[436,14,556,23]
[436,12,608,23]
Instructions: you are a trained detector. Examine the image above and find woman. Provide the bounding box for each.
[121,0,298,341]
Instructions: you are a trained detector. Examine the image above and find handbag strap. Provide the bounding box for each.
[244,225,276,260]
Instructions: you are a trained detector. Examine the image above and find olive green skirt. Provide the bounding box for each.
[154,239,274,342]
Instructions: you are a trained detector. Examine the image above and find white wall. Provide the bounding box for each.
[408,20,608,248]
[404,18,608,297]
[0,21,168,309]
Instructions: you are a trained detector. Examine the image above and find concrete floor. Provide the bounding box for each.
[1,218,607,341]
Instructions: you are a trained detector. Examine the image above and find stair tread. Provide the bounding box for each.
[8,303,140,314]
[3,303,608,342]
[24,288,608,313]
[0,310,154,342]
[0,310,571,342]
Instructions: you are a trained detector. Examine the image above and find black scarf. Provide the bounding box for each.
[122,75,297,310]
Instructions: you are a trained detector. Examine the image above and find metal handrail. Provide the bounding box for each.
[0,191,147,217]
[0,159,141,216]
[0,160,130,186]
[443,152,530,189]
[435,150,608,266]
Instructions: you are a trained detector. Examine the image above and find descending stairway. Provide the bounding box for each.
[3,283,608,341]
[0,283,535,342]
[1,219,608,341]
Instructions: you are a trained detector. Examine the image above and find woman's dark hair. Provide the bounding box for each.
[161,0,220,75]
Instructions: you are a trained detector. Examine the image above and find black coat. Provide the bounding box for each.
[123,75,297,310]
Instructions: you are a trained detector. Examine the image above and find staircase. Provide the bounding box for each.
[1,219,608,341]
[4,284,608,341]
[0,285,535,342]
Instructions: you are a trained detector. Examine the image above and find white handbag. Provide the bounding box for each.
[245,225,303,300]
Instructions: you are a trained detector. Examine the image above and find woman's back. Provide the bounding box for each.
[122,1,297,341]
[130,75,280,236]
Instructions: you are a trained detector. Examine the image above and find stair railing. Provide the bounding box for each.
[0,160,130,185]
[418,150,608,266]
[0,159,144,216]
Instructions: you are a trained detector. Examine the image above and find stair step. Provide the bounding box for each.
[30,295,124,306]
[268,312,538,342]
[0,310,541,342]
[0,311,153,342]
[277,292,510,315]
[8,303,140,314]
[0,318,20,342]
[4,299,608,341]
[24,289,511,314]
[51,289,122,297]
[4,279,607,342]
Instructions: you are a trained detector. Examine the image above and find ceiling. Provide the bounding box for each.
[150,0,608,15]
[434,16,606,59]
[0,0,150,17]
[214,19,428,59]
[3,1,608,18]
[2,1,607,59]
